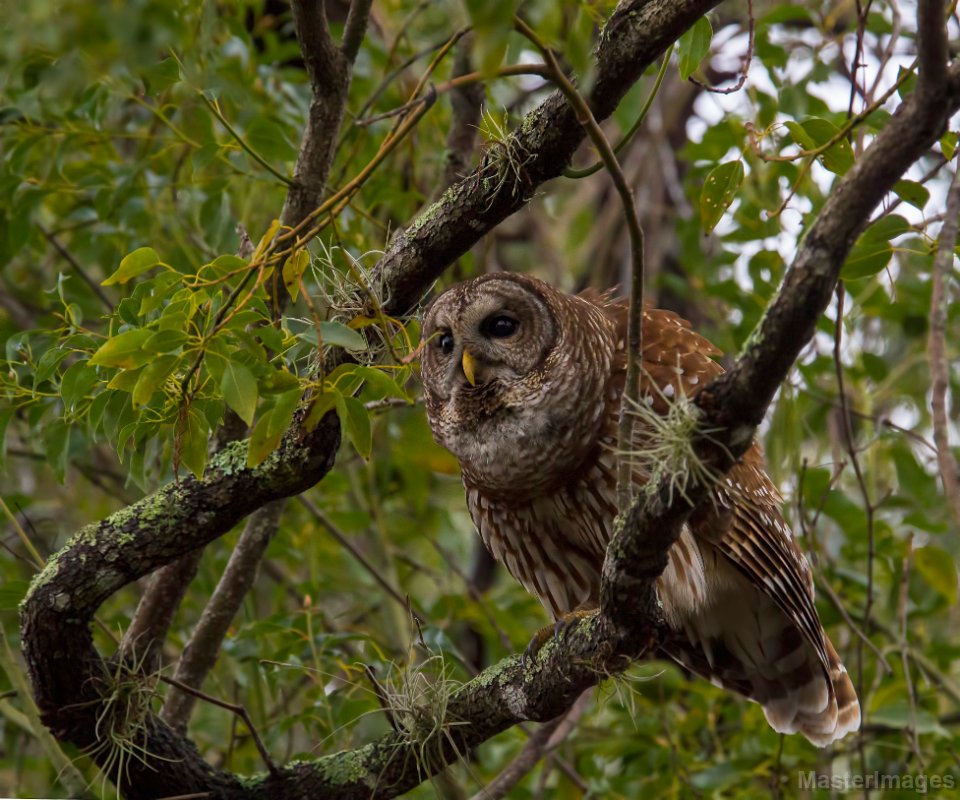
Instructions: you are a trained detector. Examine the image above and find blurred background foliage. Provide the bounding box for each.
[1,0,959,797]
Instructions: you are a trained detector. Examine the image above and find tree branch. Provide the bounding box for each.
[373,0,724,316]
[342,0,375,64]
[927,163,960,525]
[21,1,960,798]
[160,499,286,730]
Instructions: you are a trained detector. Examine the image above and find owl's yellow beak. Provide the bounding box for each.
[461,350,478,386]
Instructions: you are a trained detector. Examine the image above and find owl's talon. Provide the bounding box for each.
[523,610,594,665]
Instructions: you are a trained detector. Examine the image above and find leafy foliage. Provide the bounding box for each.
[2,0,959,798]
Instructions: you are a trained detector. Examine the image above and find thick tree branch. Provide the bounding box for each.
[120,547,204,670]
[160,500,286,730]
[281,0,373,233]
[342,0,375,64]
[21,1,960,798]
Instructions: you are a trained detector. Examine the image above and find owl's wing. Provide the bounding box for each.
[693,451,829,670]
[613,304,830,668]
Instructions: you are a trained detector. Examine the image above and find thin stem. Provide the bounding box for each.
[927,162,960,526]
[0,495,45,570]
[513,17,646,513]
[199,93,293,186]
[38,224,114,311]
[688,0,754,95]
[159,675,279,776]
[564,44,673,180]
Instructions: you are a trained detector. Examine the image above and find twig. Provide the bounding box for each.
[0,494,44,570]
[159,674,279,776]
[120,549,204,671]
[564,44,673,179]
[161,500,285,730]
[815,577,892,674]
[689,0,754,95]
[37,224,113,310]
[424,534,512,652]
[926,162,960,526]
[513,17,646,513]
[341,0,374,64]
[298,496,427,622]
[897,535,925,768]
[833,284,876,788]
[363,664,400,732]
[845,1,872,127]
[198,93,293,186]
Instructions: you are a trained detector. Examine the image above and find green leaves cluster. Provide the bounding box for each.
[2,242,416,483]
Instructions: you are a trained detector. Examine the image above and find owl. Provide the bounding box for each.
[420,272,861,746]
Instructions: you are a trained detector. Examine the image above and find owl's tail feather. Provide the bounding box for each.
[761,637,860,747]
[661,584,860,747]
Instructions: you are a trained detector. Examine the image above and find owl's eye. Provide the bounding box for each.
[482,315,519,338]
[437,331,454,355]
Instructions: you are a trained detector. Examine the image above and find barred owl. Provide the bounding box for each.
[420,272,860,746]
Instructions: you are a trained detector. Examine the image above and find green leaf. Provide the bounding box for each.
[89,329,155,369]
[842,240,892,280]
[893,179,930,211]
[132,354,178,407]
[941,131,958,160]
[896,64,918,99]
[207,254,248,275]
[86,392,111,438]
[34,347,70,386]
[353,366,409,400]
[678,16,713,80]
[42,419,70,483]
[282,249,310,302]
[179,408,209,478]
[267,387,300,439]
[786,117,854,175]
[144,329,188,354]
[842,214,912,280]
[700,160,744,233]
[319,321,367,351]
[914,546,957,604]
[247,412,279,468]
[60,361,99,410]
[102,247,162,286]
[860,352,889,382]
[870,704,949,737]
[336,394,372,459]
[107,367,143,392]
[140,58,181,95]
[260,367,300,395]
[221,360,258,426]
[303,390,338,432]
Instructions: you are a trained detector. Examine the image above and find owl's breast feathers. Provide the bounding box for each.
[460,283,860,746]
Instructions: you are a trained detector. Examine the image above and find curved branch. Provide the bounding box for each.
[21,1,960,799]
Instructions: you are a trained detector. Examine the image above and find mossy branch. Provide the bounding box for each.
[20,1,960,799]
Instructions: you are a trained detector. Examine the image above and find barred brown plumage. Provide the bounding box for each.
[420,272,860,746]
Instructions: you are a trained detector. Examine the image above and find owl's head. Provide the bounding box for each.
[419,273,614,495]
[420,273,558,403]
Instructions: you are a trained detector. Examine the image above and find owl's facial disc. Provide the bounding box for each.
[422,277,557,399]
